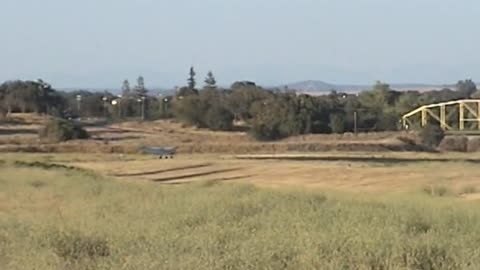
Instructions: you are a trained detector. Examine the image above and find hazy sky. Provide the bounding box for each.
[1,0,479,88]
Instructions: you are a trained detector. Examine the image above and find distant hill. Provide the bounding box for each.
[283,80,453,94]
[285,80,338,92]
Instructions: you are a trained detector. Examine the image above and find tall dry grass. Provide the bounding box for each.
[1,162,480,269]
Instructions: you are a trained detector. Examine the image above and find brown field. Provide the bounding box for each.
[4,115,480,269]
[2,151,480,199]
[0,113,421,154]
[2,113,480,197]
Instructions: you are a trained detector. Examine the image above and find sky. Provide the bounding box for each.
[1,0,479,89]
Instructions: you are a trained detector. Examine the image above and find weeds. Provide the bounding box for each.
[2,164,480,269]
[422,185,452,197]
[461,185,477,195]
[404,215,432,235]
[29,180,47,188]
[50,230,109,262]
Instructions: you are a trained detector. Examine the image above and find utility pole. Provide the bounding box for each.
[141,96,146,121]
[76,95,82,119]
[102,96,108,118]
[354,111,358,135]
[163,98,169,117]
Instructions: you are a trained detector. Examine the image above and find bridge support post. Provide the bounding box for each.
[421,108,427,127]
[477,101,480,130]
[440,105,446,130]
[460,103,465,131]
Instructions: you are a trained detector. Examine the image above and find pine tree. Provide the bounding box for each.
[204,71,217,89]
[188,67,196,91]
[121,80,131,97]
[457,79,477,98]
[134,76,148,97]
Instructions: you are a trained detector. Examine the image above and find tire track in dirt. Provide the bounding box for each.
[151,168,243,183]
[161,174,256,185]
[113,164,213,177]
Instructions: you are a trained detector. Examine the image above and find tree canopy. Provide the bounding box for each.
[1,75,477,141]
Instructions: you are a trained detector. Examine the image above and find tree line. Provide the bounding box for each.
[0,68,477,140]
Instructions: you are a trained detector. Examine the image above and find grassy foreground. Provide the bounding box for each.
[1,163,480,269]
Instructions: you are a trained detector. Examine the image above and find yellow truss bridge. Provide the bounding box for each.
[402,99,480,133]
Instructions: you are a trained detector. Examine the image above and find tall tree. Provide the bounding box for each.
[456,79,477,98]
[134,76,148,97]
[204,71,217,89]
[188,67,196,91]
[121,80,131,97]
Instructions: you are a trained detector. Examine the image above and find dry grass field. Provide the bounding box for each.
[3,152,480,198]
[3,114,480,269]
[1,114,480,196]
[2,154,480,269]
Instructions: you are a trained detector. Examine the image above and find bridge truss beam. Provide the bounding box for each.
[402,99,480,132]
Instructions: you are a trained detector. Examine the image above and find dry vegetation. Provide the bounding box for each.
[2,158,480,269]
[0,114,423,155]
[3,114,480,269]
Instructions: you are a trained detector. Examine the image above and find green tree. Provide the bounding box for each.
[329,114,345,134]
[121,80,131,97]
[250,95,310,140]
[0,80,65,115]
[39,118,89,143]
[134,76,148,97]
[188,67,196,91]
[371,81,395,105]
[174,95,206,127]
[456,79,477,98]
[204,71,217,89]
[227,83,271,121]
[204,104,234,131]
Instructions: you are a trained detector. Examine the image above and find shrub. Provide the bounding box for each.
[250,122,285,141]
[439,136,468,152]
[461,185,477,195]
[419,124,445,148]
[422,185,451,197]
[249,96,309,141]
[204,105,234,131]
[467,137,480,152]
[402,244,453,270]
[39,118,89,143]
[29,180,47,188]
[404,215,431,235]
[329,114,345,134]
[50,230,110,262]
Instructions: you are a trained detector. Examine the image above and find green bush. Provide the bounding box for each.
[329,114,345,134]
[419,124,445,148]
[39,118,89,142]
[204,105,234,131]
[250,122,285,141]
